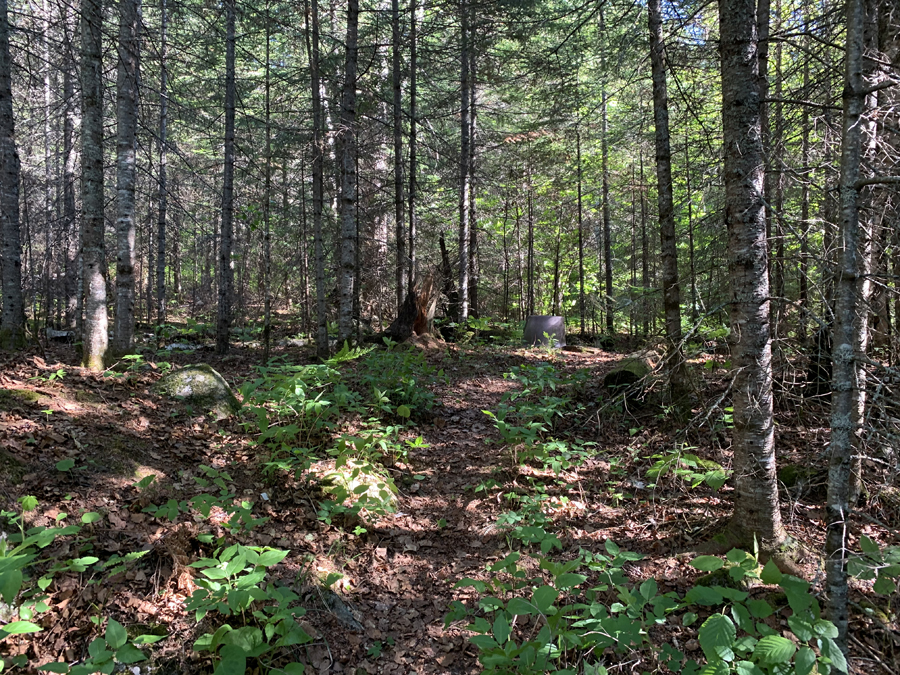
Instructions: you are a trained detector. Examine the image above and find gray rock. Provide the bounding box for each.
[154,364,241,419]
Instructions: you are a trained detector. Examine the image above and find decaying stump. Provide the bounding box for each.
[603,350,660,391]
[384,273,439,342]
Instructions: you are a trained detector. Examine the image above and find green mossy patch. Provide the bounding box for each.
[0,388,42,406]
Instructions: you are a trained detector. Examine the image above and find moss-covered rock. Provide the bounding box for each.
[603,350,660,391]
[0,388,42,406]
[154,364,241,419]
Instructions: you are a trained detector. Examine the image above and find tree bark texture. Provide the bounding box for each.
[0,0,24,349]
[648,0,688,409]
[81,0,108,369]
[305,0,328,359]
[718,0,786,547]
[113,0,140,354]
[457,0,470,324]
[338,0,358,344]
[216,0,236,355]
[826,0,875,650]
[408,0,417,295]
[392,0,405,312]
[156,0,168,328]
[601,87,613,332]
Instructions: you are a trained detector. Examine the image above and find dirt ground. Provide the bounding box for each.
[0,334,897,674]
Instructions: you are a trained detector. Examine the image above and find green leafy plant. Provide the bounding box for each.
[646,445,730,490]
[38,619,163,674]
[189,543,312,674]
[848,536,900,595]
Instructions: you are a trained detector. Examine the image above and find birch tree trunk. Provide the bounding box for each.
[407,0,417,294]
[457,0,470,325]
[113,0,140,355]
[648,0,688,409]
[81,0,108,370]
[337,0,358,344]
[216,0,236,355]
[0,0,24,349]
[718,0,786,547]
[305,0,328,359]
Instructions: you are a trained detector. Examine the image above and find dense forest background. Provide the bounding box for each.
[0,0,899,670]
[4,0,894,352]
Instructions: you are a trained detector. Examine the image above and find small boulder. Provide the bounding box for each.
[154,364,241,419]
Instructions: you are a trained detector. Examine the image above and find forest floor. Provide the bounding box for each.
[0,327,897,675]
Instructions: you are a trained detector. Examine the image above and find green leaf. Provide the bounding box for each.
[492,613,510,644]
[859,535,880,555]
[0,569,23,604]
[396,405,411,418]
[639,578,657,600]
[56,459,76,472]
[38,664,70,673]
[731,603,754,634]
[214,645,247,675]
[812,620,838,638]
[795,646,817,675]
[105,619,127,649]
[683,612,698,627]
[699,614,736,663]
[684,585,725,606]
[787,615,814,641]
[820,637,848,673]
[691,556,725,572]
[532,585,558,614]
[257,549,288,567]
[698,661,730,675]
[873,575,896,594]
[81,512,102,524]
[283,664,306,675]
[752,635,796,665]
[507,597,536,616]
[3,620,42,638]
[19,496,38,512]
[604,540,620,556]
[555,573,587,589]
[746,599,773,618]
[760,560,782,584]
[734,661,766,675]
[115,643,147,664]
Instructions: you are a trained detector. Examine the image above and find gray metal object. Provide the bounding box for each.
[523,315,566,347]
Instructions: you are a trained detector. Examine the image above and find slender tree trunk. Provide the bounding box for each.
[719,0,786,547]
[263,0,272,362]
[826,0,876,650]
[640,152,649,336]
[113,0,140,354]
[457,0,470,324]
[156,0,167,328]
[305,0,328,358]
[408,0,417,294]
[602,86,613,332]
[685,136,698,323]
[80,0,107,369]
[648,0,688,408]
[0,0,25,348]
[338,0,358,344]
[468,50,478,319]
[63,58,77,329]
[392,0,405,312]
[42,0,52,332]
[798,40,810,342]
[577,130,585,334]
[216,0,236,355]
[407,0,417,295]
[527,173,534,316]
[630,163,637,335]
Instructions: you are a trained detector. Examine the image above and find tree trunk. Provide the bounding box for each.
[337,0,358,345]
[577,131,585,335]
[156,0,168,329]
[305,0,328,359]
[826,0,876,650]
[392,0,405,313]
[216,0,236,355]
[640,152,649,336]
[648,0,688,410]
[263,0,272,363]
[81,0,108,370]
[0,0,24,349]
[457,0,470,324]
[468,48,478,318]
[63,57,77,329]
[685,136,698,323]
[113,0,140,355]
[601,85,613,333]
[408,0,417,294]
[719,0,786,548]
